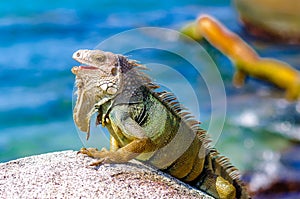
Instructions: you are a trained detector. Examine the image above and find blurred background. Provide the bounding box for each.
[0,0,300,198]
[0,0,233,163]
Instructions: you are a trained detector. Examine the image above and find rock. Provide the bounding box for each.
[0,150,212,199]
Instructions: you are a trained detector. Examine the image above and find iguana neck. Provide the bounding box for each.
[113,55,153,105]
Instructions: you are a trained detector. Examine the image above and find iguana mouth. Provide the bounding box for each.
[79,65,99,70]
[71,66,98,75]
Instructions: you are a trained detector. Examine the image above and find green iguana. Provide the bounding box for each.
[71,49,250,199]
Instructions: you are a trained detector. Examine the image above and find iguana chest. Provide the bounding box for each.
[103,92,180,149]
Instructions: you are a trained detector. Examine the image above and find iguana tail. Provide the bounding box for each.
[193,148,250,199]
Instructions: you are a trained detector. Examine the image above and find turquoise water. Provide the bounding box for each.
[0,0,233,162]
[1,1,300,197]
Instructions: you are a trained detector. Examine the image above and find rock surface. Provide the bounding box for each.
[0,150,212,199]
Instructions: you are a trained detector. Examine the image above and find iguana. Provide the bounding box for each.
[71,49,250,199]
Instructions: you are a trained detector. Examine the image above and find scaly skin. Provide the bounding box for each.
[72,49,250,199]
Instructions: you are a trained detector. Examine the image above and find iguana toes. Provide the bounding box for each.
[71,49,250,199]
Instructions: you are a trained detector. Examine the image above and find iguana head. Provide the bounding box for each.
[71,49,123,136]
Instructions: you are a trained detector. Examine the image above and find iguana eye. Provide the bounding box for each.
[92,54,105,63]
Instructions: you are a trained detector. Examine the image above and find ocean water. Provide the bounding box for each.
[0,0,235,162]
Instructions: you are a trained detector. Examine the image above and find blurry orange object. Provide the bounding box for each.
[197,15,259,63]
[196,15,300,101]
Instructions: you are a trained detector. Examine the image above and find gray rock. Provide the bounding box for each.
[0,150,212,199]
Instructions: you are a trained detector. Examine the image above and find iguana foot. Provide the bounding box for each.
[78,147,109,157]
[78,147,114,166]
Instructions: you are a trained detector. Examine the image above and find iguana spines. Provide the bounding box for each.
[72,49,250,198]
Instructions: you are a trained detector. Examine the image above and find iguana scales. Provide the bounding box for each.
[71,49,250,199]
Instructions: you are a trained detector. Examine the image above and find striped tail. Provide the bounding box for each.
[192,149,250,199]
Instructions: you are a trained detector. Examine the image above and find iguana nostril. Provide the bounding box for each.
[76,52,80,57]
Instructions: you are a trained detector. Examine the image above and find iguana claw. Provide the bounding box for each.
[78,147,112,166]
[79,147,109,156]
[78,147,99,157]
[77,148,105,166]
[90,159,106,166]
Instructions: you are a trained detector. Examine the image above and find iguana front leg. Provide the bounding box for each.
[79,138,152,165]
[79,105,156,166]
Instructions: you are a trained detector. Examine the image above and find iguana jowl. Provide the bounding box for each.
[72,49,250,199]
